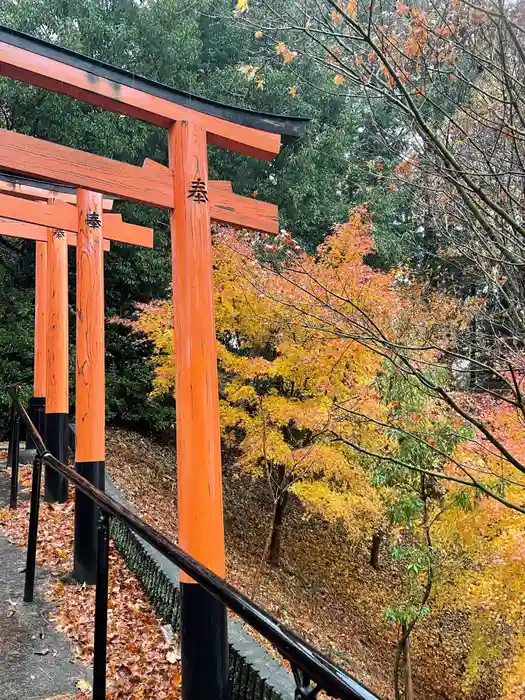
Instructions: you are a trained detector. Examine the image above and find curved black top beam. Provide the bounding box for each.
[0,24,309,144]
[0,171,115,200]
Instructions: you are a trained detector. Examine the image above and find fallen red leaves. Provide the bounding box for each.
[0,467,181,700]
[105,429,395,695]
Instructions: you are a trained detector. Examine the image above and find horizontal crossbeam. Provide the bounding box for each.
[0,194,153,247]
[0,175,113,209]
[0,131,278,233]
[0,129,170,208]
[0,217,111,250]
[212,190,278,233]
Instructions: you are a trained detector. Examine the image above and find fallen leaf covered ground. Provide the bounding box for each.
[106,428,480,700]
[0,431,482,699]
[0,465,181,700]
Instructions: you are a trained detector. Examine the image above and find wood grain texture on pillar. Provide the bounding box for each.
[168,121,225,581]
[46,227,68,413]
[75,189,105,463]
[34,241,47,398]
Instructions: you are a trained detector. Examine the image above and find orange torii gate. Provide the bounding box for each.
[0,174,113,449]
[0,215,110,459]
[0,185,153,506]
[0,24,307,700]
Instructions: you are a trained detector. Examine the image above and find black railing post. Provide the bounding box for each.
[27,396,46,451]
[24,455,43,603]
[180,587,229,700]
[44,412,69,504]
[93,511,110,700]
[9,411,20,510]
[6,399,16,469]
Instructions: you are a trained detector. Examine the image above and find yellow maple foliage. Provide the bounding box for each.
[134,210,395,562]
[131,205,525,691]
[134,207,475,569]
[235,0,248,15]
[433,393,525,695]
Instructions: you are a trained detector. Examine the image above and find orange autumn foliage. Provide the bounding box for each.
[133,208,470,537]
[131,206,525,691]
[436,388,525,696]
[134,210,393,534]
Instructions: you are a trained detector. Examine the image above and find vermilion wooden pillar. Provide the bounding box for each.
[27,241,47,448]
[73,189,105,585]
[34,241,47,400]
[168,120,228,700]
[45,226,69,502]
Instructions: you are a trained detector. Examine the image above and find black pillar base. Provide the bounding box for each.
[44,412,69,503]
[73,460,105,585]
[180,582,229,700]
[26,396,46,450]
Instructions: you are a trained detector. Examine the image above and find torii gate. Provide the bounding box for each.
[0,213,110,473]
[0,24,307,700]
[0,174,113,445]
[0,183,153,508]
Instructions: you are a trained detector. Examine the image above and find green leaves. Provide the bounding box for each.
[383,603,430,626]
[389,494,425,526]
[448,488,474,512]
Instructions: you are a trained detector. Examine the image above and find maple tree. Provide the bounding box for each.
[133,212,391,567]
[265,209,525,521]
[266,219,525,694]
[273,218,525,696]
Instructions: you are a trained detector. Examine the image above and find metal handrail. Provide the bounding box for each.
[6,385,381,700]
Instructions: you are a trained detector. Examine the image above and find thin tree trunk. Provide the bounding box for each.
[251,487,290,594]
[267,488,289,567]
[370,532,382,569]
[393,632,404,700]
[250,526,273,598]
[403,635,414,700]
[393,623,414,700]
[403,637,414,700]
